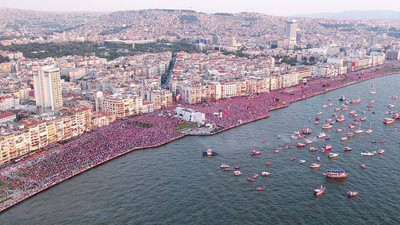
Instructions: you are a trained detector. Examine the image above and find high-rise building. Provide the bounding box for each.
[212,34,220,45]
[286,19,298,44]
[33,65,63,111]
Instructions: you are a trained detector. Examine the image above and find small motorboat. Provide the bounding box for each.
[360,164,366,168]
[261,172,270,177]
[256,187,265,191]
[202,149,218,156]
[266,161,272,166]
[234,171,242,176]
[378,149,385,154]
[235,166,241,170]
[317,132,327,138]
[384,118,396,124]
[290,157,297,161]
[341,137,348,141]
[221,164,229,169]
[314,121,320,125]
[250,150,261,155]
[314,185,326,196]
[273,149,280,153]
[247,177,256,182]
[361,151,375,156]
[328,153,339,159]
[299,160,306,164]
[305,139,313,144]
[393,95,398,100]
[322,145,332,151]
[336,115,345,122]
[322,123,332,129]
[323,170,348,179]
[351,98,361,104]
[388,104,395,108]
[222,167,232,171]
[347,132,355,138]
[343,147,352,152]
[310,163,321,169]
[253,174,259,179]
[347,191,359,197]
[309,147,318,152]
[339,95,346,101]
[336,128,343,132]
[323,104,328,108]
[297,143,306,148]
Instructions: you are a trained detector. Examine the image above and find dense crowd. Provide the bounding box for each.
[0,63,398,211]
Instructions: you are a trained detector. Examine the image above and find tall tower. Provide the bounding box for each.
[33,65,63,111]
[286,19,298,44]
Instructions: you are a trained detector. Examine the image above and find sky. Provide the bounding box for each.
[1,0,400,16]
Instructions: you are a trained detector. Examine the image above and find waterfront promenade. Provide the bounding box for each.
[1,62,400,213]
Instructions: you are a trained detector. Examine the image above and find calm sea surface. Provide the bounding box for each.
[1,75,400,225]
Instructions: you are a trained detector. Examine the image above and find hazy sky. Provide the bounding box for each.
[2,0,400,16]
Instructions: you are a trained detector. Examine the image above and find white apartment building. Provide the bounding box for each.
[33,65,63,111]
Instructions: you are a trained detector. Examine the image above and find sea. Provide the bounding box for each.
[1,74,400,225]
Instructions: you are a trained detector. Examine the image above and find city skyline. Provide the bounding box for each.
[1,0,400,16]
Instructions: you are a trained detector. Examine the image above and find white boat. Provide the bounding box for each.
[343,147,352,151]
[305,139,313,144]
[370,90,376,94]
[314,186,326,196]
[341,137,348,141]
[310,163,321,169]
[365,123,373,134]
[261,171,271,176]
[221,164,230,168]
[328,153,339,159]
[317,132,327,138]
[378,149,385,154]
[336,128,343,132]
[299,160,306,164]
[361,151,375,156]
[388,104,395,108]
[322,123,332,129]
[355,123,364,134]
[234,171,242,176]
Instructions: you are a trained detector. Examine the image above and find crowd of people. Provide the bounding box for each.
[1,62,399,212]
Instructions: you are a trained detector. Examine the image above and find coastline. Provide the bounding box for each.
[1,69,399,213]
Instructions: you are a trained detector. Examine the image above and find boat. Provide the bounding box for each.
[360,164,366,169]
[322,145,332,151]
[347,191,359,197]
[317,132,327,138]
[322,123,332,129]
[314,185,326,196]
[323,170,348,179]
[234,171,242,176]
[341,137,348,141]
[351,98,361,104]
[365,123,373,134]
[261,172,271,176]
[347,132,355,137]
[314,121,320,125]
[266,161,272,166]
[360,117,366,121]
[370,100,375,103]
[388,104,395,108]
[378,149,385,154]
[273,149,280,153]
[329,103,334,107]
[384,118,396,124]
[343,147,352,151]
[367,104,374,108]
[247,177,256,182]
[355,123,364,134]
[305,139,313,144]
[317,112,323,115]
[310,163,321,169]
[300,128,312,134]
[202,148,218,156]
[336,115,345,122]
[336,128,343,132]
[309,147,318,152]
[339,96,346,101]
[393,95,398,100]
[370,90,376,94]
[323,104,328,108]
[256,187,265,191]
[253,174,259,179]
[328,153,339,159]
[235,166,241,170]
[393,113,400,119]
[221,164,229,168]
[223,167,232,171]
[361,151,375,156]
[348,124,356,129]
[299,160,306,164]
[297,143,306,148]
[290,157,296,161]
[250,150,261,155]
[334,108,341,112]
